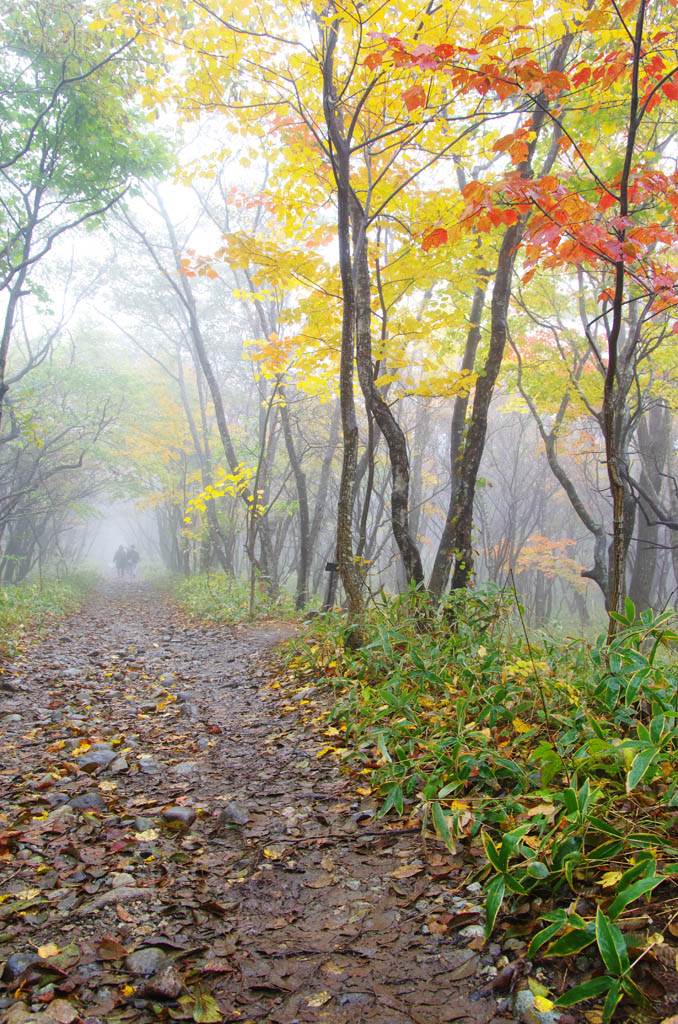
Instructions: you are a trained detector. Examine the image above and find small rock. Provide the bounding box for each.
[110,756,128,773]
[138,702,157,713]
[138,758,161,774]
[45,804,75,825]
[172,761,199,775]
[3,1001,33,1023]
[46,791,70,807]
[86,886,147,910]
[162,806,196,828]
[69,792,107,811]
[78,748,116,774]
[466,882,483,895]
[459,924,486,941]
[512,988,561,1024]
[140,963,183,999]
[219,802,250,826]
[110,872,136,888]
[1,951,40,982]
[5,713,22,723]
[125,947,168,976]
[134,816,157,832]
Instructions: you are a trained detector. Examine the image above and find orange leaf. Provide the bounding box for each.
[597,190,617,211]
[422,227,448,251]
[402,84,426,111]
[364,52,383,71]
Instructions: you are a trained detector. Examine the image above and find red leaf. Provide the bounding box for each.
[364,52,383,71]
[597,190,617,211]
[402,84,426,111]
[421,227,448,251]
[662,78,678,100]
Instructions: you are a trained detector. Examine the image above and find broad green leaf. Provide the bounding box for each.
[481,830,503,874]
[595,908,629,975]
[545,926,596,957]
[555,975,615,1007]
[432,802,455,854]
[484,875,505,938]
[528,920,566,957]
[607,876,663,920]
[626,747,658,792]
[602,979,622,1024]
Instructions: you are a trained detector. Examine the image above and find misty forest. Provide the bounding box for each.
[2,2,678,1023]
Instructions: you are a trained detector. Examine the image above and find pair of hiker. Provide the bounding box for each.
[113,544,140,578]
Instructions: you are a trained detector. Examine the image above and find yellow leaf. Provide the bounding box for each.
[600,870,623,888]
[512,717,532,734]
[134,829,159,842]
[534,996,555,1012]
[37,943,60,958]
[15,888,41,900]
[307,991,332,1008]
[263,847,283,860]
[122,984,136,997]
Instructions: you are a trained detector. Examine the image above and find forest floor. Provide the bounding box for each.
[0,581,521,1024]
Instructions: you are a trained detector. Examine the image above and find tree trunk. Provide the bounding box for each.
[429,280,488,598]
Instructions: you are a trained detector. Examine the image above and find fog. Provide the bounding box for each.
[1,2,677,630]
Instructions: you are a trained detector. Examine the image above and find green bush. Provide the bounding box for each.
[0,573,94,655]
[288,591,678,1021]
[175,571,298,624]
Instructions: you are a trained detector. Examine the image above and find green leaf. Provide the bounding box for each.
[595,908,629,975]
[546,926,596,957]
[484,875,505,938]
[481,830,503,873]
[607,876,663,920]
[602,979,622,1024]
[620,975,653,1010]
[525,861,549,879]
[377,734,392,763]
[378,783,403,817]
[555,975,615,1007]
[432,802,455,854]
[528,920,567,957]
[192,989,223,1023]
[626,748,658,792]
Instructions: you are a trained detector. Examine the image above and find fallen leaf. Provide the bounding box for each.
[307,991,332,1007]
[389,863,423,879]
[37,943,60,958]
[46,999,79,1023]
[134,829,159,841]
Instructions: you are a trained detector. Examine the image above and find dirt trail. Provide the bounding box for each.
[0,582,513,1024]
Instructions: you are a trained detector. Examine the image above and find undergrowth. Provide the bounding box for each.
[175,571,298,624]
[288,586,678,1021]
[0,573,94,658]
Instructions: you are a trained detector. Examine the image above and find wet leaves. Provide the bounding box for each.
[0,584,509,1024]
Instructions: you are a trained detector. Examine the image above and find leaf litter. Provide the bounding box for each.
[0,582,516,1024]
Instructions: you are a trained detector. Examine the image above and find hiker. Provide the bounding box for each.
[113,545,127,578]
[126,544,140,577]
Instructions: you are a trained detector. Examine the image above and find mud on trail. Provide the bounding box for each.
[0,582,513,1024]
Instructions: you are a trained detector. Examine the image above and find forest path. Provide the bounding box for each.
[0,582,511,1024]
